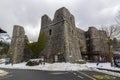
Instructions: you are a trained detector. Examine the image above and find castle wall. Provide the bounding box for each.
[64,22,84,62]
[38,7,110,63]
[39,7,83,63]
[8,25,32,63]
[76,28,87,52]
[88,27,101,52]
[86,27,109,61]
[113,38,120,51]
[8,7,112,63]
[99,30,109,53]
[87,27,108,52]
[39,10,66,62]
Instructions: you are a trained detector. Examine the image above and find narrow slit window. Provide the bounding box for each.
[72,30,74,34]
[49,29,52,35]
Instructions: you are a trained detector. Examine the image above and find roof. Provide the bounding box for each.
[0,28,7,33]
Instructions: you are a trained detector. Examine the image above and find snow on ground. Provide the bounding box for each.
[0,70,8,76]
[94,69,120,77]
[0,59,5,64]
[0,58,120,77]
[0,62,90,71]
[86,62,120,71]
[86,62,120,77]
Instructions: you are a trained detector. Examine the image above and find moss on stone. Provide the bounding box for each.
[27,33,47,58]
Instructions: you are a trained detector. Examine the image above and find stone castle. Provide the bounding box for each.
[39,7,109,63]
[9,7,109,63]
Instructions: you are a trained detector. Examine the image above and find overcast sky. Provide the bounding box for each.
[0,0,120,41]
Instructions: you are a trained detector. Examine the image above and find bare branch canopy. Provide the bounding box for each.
[101,25,120,39]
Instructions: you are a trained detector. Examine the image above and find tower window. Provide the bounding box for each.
[72,30,74,34]
[49,29,52,35]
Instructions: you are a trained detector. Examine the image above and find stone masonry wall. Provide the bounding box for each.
[39,7,84,63]
[8,25,31,63]
[86,27,109,61]
[87,27,109,52]
[39,7,109,63]
[8,7,110,63]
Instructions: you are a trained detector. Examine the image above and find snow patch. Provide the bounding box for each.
[86,62,120,77]
[0,60,120,77]
[86,62,120,71]
[0,62,90,71]
[0,70,8,76]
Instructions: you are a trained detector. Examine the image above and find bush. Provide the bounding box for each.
[26,60,39,66]
[0,41,10,55]
[27,32,47,58]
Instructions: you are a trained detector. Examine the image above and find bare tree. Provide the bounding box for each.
[101,25,120,66]
[101,25,120,39]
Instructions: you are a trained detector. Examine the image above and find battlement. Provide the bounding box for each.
[53,7,75,27]
[53,7,70,22]
[41,7,75,30]
[88,26,97,31]
[41,14,52,29]
[13,25,25,37]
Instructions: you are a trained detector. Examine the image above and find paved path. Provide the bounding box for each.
[0,68,120,80]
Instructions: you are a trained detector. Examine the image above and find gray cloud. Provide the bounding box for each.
[0,0,120,41]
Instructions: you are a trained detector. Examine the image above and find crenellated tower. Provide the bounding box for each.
[38,7,84,63]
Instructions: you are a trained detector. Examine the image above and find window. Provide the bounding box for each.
[72,30,74,34]
[49,29,52,35]
[70,17,72,22]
